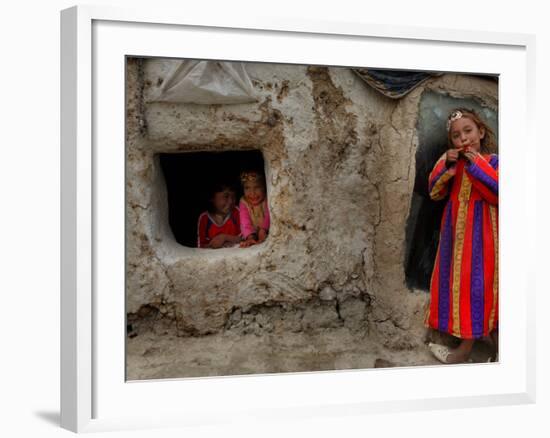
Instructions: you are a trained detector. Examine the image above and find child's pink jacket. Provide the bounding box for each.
[239,198,270,239]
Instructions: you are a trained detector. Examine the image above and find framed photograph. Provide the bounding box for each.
[61,5,536,433]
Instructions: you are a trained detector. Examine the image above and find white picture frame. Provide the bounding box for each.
[60,5,536,433]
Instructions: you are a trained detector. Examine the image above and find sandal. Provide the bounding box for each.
[428,342,451,363]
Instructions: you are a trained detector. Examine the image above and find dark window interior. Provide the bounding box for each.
[404,145,447,291]
[159,150,265,247]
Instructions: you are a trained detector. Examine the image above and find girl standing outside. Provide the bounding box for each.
[425,108,499,364]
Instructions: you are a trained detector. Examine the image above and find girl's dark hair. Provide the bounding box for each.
[206,181,236,214]
[447,107,498,154]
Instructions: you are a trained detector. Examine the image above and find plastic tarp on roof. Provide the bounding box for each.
[353,69,498,99]
[151,60,259,104]
[352,68,441,99]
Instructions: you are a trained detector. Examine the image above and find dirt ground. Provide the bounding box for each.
[126,321,496,381]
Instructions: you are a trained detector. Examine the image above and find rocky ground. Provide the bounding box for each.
[126,313,496,381]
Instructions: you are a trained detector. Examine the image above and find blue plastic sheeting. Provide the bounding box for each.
[353,69,498,99]
[352,68,439,99]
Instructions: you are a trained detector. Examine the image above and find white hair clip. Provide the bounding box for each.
[446,110,463,132]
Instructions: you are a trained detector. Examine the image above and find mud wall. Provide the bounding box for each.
[126,58,498,349]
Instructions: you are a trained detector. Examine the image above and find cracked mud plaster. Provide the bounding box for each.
[125,58,498,354]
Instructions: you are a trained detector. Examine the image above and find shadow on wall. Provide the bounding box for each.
[159,150,265,247]
[404,91,498,291]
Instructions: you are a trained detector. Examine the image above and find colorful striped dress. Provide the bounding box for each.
[424,152,498,339]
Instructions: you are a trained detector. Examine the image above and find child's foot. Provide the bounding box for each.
[428,343,472,364]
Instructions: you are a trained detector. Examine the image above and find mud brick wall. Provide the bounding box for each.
[126,58,498,349]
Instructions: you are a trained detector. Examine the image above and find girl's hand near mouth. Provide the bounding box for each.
[462,146,480,163]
